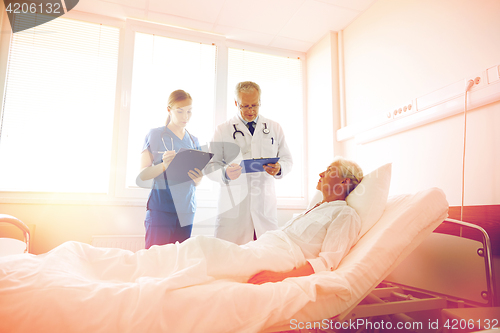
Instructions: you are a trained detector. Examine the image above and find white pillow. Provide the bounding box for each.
[346,163,392,237]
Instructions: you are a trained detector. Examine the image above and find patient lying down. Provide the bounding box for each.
[247,157,363,284]
[147,156,364,287]
[0,158,363,292]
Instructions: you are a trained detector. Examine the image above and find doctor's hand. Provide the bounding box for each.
[226,163,242,180]
[263,162,281,176]
[188,168,203,186]
[162,151,176,170]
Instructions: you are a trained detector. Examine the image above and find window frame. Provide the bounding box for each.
[0,12,308,209]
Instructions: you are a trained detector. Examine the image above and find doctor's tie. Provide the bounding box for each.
[248,121,255,135]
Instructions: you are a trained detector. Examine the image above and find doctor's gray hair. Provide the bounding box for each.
[332,157,363,192]
[234,81,261,99]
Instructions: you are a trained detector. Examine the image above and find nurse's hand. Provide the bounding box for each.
[263,162,280,176]
[162,151,176,170]
[188,168,203,186]
[226,163,242,180]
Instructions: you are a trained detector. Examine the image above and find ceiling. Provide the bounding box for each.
[74,0,378,53]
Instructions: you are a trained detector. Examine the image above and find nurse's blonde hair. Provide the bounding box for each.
[234,81,261,100]
[332,157,363,193]
[166,89,192,125]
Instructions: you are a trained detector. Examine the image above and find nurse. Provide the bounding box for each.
[205,81,293,245]
[138,90,203,249]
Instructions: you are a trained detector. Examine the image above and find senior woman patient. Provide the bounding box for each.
[137,156,364,287]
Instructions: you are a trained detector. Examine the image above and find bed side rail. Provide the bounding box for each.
[0,214,31,253]
[385,218,496,307]
[442,218,496,307]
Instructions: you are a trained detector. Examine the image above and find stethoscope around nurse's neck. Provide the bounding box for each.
[232,122,270,139]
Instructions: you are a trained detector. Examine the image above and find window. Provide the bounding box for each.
[227,48,305,201]
[0,16,119,192]
[125,32,217,189]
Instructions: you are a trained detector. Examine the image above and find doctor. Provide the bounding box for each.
[206,81,293,245]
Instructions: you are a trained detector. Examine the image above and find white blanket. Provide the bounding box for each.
[0,231,351,333]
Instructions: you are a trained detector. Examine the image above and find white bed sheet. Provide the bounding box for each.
[0,188,448,333]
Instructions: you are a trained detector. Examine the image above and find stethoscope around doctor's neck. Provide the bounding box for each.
[232,122,270,139]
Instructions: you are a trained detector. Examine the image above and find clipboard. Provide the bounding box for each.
[240,157,280,173]
[166,148,214,184]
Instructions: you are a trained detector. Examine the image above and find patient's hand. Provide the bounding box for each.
[248,263,315,285]
[248,270,287,285]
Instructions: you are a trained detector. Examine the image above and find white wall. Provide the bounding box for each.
[339,0,500,206]
[305,31,342,199]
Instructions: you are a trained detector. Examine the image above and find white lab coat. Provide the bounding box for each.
[206,115,293,244]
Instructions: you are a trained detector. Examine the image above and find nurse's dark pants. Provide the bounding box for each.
[145,210,194,249]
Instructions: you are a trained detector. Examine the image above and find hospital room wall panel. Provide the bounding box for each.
[337,0,500,206]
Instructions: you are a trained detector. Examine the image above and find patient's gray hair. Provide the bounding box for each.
[332,157,363,193]
[235,81,261,99]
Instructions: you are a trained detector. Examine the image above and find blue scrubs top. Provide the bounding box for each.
[143,126,201,214]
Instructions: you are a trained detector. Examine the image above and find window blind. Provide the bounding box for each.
[0,16,119,192]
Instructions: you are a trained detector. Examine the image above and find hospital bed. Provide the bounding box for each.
[0,163,496,333]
